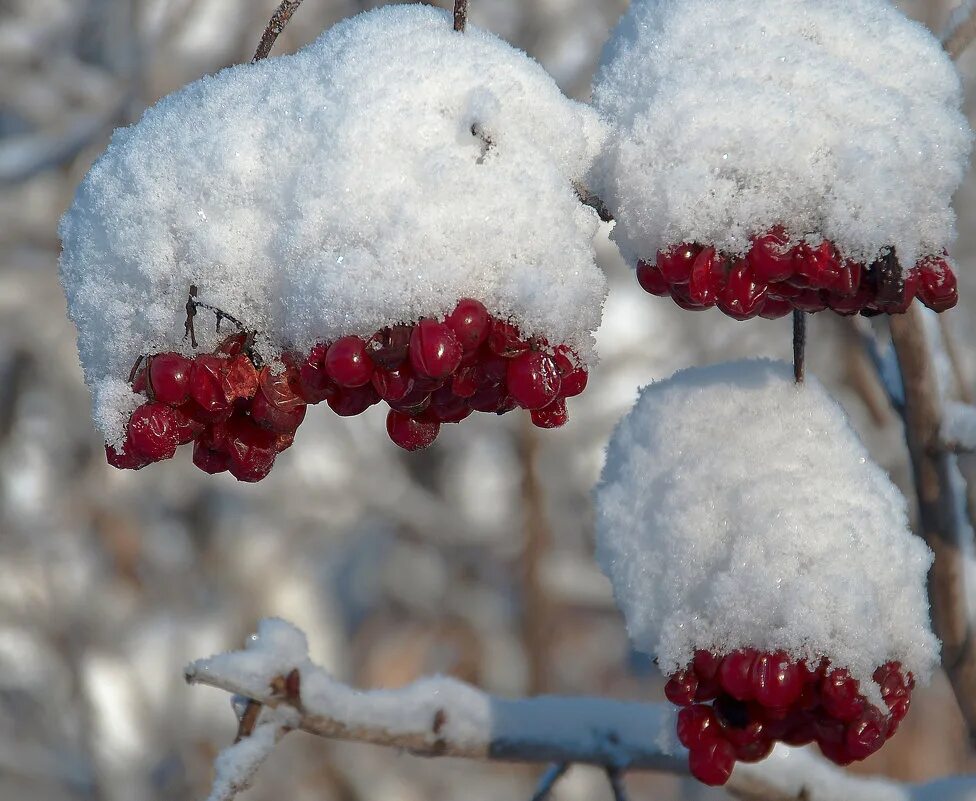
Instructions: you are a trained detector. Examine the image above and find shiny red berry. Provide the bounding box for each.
[298,343,338,404]
[446,298,490,351]
[327,384,380,417]
[148,353,192,406]
[224,415,277,482]
[657,243,701,284]
[530,399,568,429]
[105,440,149,470]
[636,260,670,296]
[221,354,259,403]
[372,364,416,403]
[507,352,561,410]
[748,227,795,283]
[487,319,529,358]
[751,651,802,709]
[688,247,725,306]
[386,410,440,451]
[410,319,463,379]
[128,402,182,461]
[366,325,412,370]
[821,669,865,722]
[693,650,721,682]
[677,704,721,750]
[719,261,767,320]
[188,355,233,423]
[326,336,374,388]
[845,707,887,761]
[918,256,958,313]
[451,365,480,398]
[664,669,698,706]
[192,440,229,474]
[553,346,587,398]
[719,649,758,701]
[688,739,736,786]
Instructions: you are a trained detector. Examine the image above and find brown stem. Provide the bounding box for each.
[944,1,976,59]
[454,0,469,32]
[252,0,304,62]
[792,310,806,384]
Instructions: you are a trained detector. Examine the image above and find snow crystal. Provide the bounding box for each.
[594,360,939,689]
[59,4,608,443]
[590,0,972,268]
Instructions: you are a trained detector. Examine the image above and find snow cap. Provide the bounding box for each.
[595,360,939,688]
[59,4,608,443]
[590,0,972,268]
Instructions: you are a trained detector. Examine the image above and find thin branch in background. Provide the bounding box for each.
[529,763,570,801]
[605,767,629,801]
[454,0,469,32]
[943,0,976,59]
[939,314,974,404]
[573,181,614,223]
[252,0,304,62]
[793,310,806,384]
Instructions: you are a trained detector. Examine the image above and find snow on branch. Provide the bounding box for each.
[185,620,976,801]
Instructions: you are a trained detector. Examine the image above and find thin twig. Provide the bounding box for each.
[605,767,629,801]
[454,0,469,32]
[252,0,304,62]
[235,700,263,743]
[792,310,806,384]
[943,0,976,60]
[529,763,570,801]
[184,285,198,347]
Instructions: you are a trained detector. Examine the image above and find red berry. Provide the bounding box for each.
[791,289,828,313]
[372,364,416,403]
[669,283,706,311]
[795,241,842,290]
[665,669,699,706]
[688,247,725,306]
[388,385,433,416]
[507,352,561,410]
[688,739,736,786]
[553,346,587,398]
[734,737,773,764]
[366,325,412,370]
[148,353,192,405]
[636,260,670,295]
[719,649,758,701]
[326,336,374,388]
[759,297,792,319]
[657,243,701,284]
[105,440,149,470]
[386,410,440,451]
[426,386,471,424]
[918,256,958,312]
[446,298,490,351]
[298,343,338,404]
[751,651,803,709]
[845,707,887,761]
[221,354,259,403]
[174,405,204,444]
[719,261,767,320]
[487,319,529,358]
[468,383,512,414]
[327,384,380,417]
[821,669,865,722]
[128,402,181,461]
[451,365,480,398]
[410,319,463,379]
[216,333,248,357]
[192,440,229,474]
[676,705,721,750]
[224,415,277,482]
[131,364,149,394]
[693,650,721,682]
[189,355,233,423]
[251,389,306,434]
[748,227,794,283]
[531,398,568,429]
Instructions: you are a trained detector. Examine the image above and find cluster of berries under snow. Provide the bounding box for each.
[58,4,607,474]
[590,0,972,320]
[594,361,939,785]
[108,299,587,480]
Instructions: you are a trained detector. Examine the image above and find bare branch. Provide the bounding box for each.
[943,1,976,60]
[573,182,614,222]
[793,311,807,384]
[252,0,304,62]
[529,763,569,801]
[454,0,469,33]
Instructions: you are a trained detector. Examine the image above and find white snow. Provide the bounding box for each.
[59,4,608,443]
[594,360,939,691]
[590,0,972,269]
[944,401,976,450]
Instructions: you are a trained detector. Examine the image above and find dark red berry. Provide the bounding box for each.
[192,440,229,474]
[759,297,792,319]
[665,669,699,706]
[188,355,233,423]
[105,440,149,470]
[669,283,706,311]
[748,227,794,283]
[845,707,887,761]
[426,386,471,424]
[468,383,511,414]
[918,256,958,312]
[676,705,721,750]
[751,651,803,709]
[224,415,277,482]
[657,243,701,284]
[507,352,561,410]
[298,343,339,404]
[688,739,735,786]
[487,319,529,358]
[718,649,758,701]
[733,736,773,764]
[128,402,181,461]
[372,364,415,403]
[530,398,568,429]
[719,261,767,320]
[688,247,725,306]
[636,260,670,296]
[221,354,259,403]
[821,669,865,722]
[216,333,248,356]
[451,365,480,398]
[326,336,374,388]
[148,353,192,406]
[327,384,380,417]
[366,325,412,370]
[410,319,463,379]
[553,346,587,398]
[693,650,721,682]
[386,410,440,451]
[446,298,490,351]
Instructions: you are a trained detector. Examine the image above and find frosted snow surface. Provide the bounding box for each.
[594,360,939,689]
[59,4,608,443]
[590,0,972,268]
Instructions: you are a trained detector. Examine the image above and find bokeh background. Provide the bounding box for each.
[2,1,976,799]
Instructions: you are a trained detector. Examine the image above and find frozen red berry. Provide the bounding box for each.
[665,669,699,707]
[221,353,259,403]
[372,364,415,403]
[487,319,529,358]
[719,261,767,320]
[637,260,670,296]
[657,243,701,284]
[688,739,736,786]
[386,410,440,451]
[105,440,149,470]
[128,402,181,461]
[328,384,380,417]
[446,298,490,351]
[719,649,758,701]
[748,227,794,283]
[366,325,412,370]
[677,705,721,751]
[326,336,374,388]
[148,352,192,406]
[298,343,338,404]
[192,440,229,474]
[918,256,958,312]
[530,399,568,429]
[224,415,277,482]
[188,355,233,423]
[821,668,865,722]
[751,651,803,709]
[507,352,561,410]
[410,319,463,379]
[845,707,887,761]
[688,247,725,306]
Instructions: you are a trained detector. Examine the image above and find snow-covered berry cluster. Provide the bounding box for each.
[108,297,587,480]
[637,233,958,319]
[666,650,913,785]
[591,0,972,320]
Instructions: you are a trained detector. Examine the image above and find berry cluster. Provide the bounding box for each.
[637,229,958,319]
[666,649,914,786]
[105,299,587,480]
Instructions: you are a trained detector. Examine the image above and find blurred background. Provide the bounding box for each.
[2,1,976,799]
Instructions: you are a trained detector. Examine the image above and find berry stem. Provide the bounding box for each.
[252,0,304,62]
[793,309,806,384]
[183,284,249,349]
[454,0,469,32]
[529,763,570,801]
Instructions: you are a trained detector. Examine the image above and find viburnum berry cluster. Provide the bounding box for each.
[107,297,587,480]
[666,650,914,785]
[637,233,958,319]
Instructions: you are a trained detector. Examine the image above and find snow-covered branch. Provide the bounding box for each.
[186,620,976,801]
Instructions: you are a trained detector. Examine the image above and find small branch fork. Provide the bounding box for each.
[183,284,248,349]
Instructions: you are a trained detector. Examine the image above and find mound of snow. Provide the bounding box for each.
[594,360,939,689]
[59,4,607,443]
[590,0,972,268]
